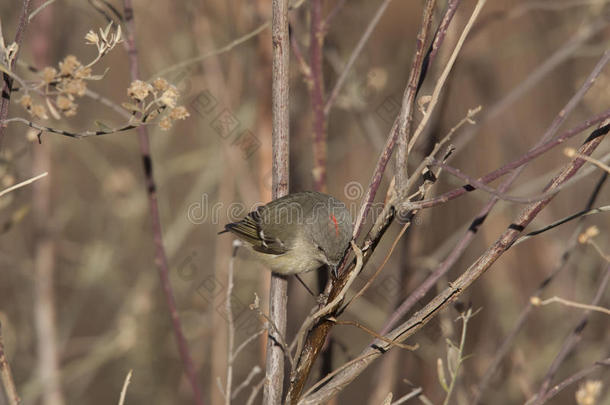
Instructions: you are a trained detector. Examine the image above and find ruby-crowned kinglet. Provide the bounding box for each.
[220,191,353,276]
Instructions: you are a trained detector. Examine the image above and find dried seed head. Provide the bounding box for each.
[18,94,33,109]
[152,78,169,91]
[61,79,87,97]
[31,104,49,120]
[127,80,152,101]
[169,106,190,120]
[59,55,81,76]
[41,67,57,84]
[159,86,179,108]
[158,116,173,131]
[74,66,92,79]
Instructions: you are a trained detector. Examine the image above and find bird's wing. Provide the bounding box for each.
[222,209,288,255]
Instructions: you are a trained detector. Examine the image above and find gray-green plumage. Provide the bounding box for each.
[221,191,353,275]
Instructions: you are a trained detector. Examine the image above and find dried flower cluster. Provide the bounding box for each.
[575,380,603,405]
[124,78,190,131]
[13,23,122,120]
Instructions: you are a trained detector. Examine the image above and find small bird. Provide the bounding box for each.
[220,191,353,276]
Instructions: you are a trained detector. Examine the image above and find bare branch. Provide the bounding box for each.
[121,2,204,403]
[0,323,20,405]
[0,172,47,198]
[264,0,290,403]
[117,369,133,405]
[395,0,436,200]
[531,357,610,405]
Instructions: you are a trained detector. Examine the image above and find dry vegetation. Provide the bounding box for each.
[0,0,609,405]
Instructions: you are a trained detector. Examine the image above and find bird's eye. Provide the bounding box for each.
[317,245,325,253]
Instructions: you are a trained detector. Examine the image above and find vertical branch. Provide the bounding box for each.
[0,0,32,149]
[264,0,290,404]
[0,323,20,405]
[121,2,204,404]
[310,0,327,194]
[30,2,64,405]
[395,0,436,201]
[308,0,335,389]
[224,246,236,405]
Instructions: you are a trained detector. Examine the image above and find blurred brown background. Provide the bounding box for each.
[0,0,609,404]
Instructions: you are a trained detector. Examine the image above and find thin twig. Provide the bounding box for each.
[289,27,310,80]
[0,172,47,198]
[0,117,140,138]
[252,298,293,369]
[309,0,327,192]
[532,357,610,405]
[117,369,132,405]
[328,318,417,351]
[565,147,610,174]
[121,2,204,404]
[395,0,436,201]
[342,222,410,311]
[514,204,610,246]
[299,351,379,400]
[527,264,610,405]
[324,0,347,27]
[232,329,266,362]
[429,0,460,62]
[306,0,334,382]
[431,159,566,203]
[531,295,610,316]
[442,308,474,405]
[587,239,610,262]
[225,248,236,405]
[245,378,265,405]
[151,0,308,80]
[0,323,20,405]
[406,0,488,155]
[152,22,270,80]
[28,0,56,21]
[232,366,262,400]
[390,388,423,405]
[324,0,393,115]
